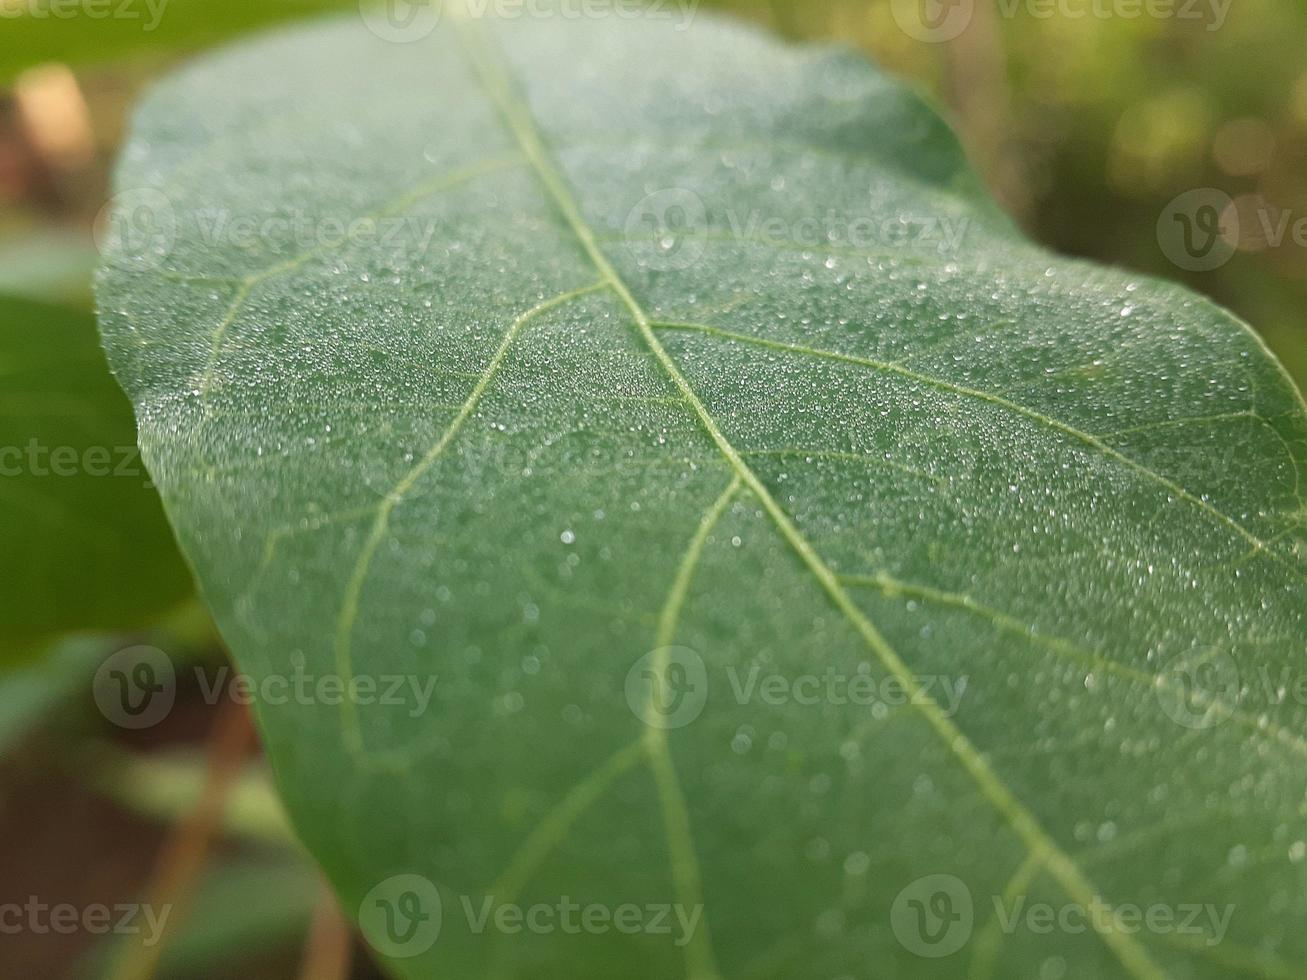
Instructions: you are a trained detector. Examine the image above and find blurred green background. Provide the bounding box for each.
[3,0,1304,381]
[0,0,1303,977]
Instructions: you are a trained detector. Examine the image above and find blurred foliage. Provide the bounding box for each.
[0,0,351,83]
[0,633,107,749]
[712,0,1307,383]
[78,860,320,979]
[0,294,192,658]
[0,2,1302,975]
[0,0,1302,383]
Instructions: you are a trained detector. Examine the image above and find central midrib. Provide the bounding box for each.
[452,18,1169,980]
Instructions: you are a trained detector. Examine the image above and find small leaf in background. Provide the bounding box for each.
[97,7,1307,980]
[0,294,192,659]
[0,634,107,752]
[0,0,355,84]
[77,860,321,980]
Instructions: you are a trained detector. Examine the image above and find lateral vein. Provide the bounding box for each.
[332,280,607,754]
[454,18,1169,980]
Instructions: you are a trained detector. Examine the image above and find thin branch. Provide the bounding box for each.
[296,879,353,980]
[108,697,257,980]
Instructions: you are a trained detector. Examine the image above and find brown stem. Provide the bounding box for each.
[108,697,257,980]
[296,880,354,980]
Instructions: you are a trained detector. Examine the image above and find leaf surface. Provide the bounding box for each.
[97,11,1307,979]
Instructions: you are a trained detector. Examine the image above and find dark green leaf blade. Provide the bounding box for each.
[97,11,1307,980]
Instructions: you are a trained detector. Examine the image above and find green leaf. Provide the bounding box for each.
[0,0,351,83]
[87,744,297,847]
[0,294,191,653]
[78,859,319,979]
[97,9,1307,979]
[0,634,107,752]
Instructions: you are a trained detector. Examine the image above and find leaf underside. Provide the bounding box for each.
[98,10,1307,979]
